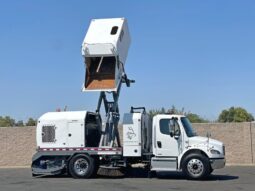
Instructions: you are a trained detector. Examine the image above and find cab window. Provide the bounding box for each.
[159,119,180,136]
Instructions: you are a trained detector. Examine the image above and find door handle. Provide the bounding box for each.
[157,141,162,148]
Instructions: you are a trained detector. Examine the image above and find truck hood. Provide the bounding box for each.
[188,136,223,148]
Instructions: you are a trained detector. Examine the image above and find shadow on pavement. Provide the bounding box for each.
[206,174,239,181]
[156,172,238,181]
[36,167,239,181]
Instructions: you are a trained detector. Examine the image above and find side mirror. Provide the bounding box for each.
[169,120,175,137]
[169,118,180,139]
[170,130,174,137]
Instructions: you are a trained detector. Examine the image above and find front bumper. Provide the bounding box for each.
[210,158,225,169]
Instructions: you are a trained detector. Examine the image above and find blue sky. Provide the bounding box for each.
[0,0,255,121]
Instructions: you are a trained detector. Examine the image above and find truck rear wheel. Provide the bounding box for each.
[68,154,95,179]
[182,153,210,180]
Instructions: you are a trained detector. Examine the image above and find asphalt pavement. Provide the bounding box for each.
[0,166,254,191]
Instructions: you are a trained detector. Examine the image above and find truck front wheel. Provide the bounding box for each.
[182,153,210,180]
[68,154,95,179]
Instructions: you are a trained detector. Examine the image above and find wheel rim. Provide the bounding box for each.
[74,158,89,176]
[187,158,204,177]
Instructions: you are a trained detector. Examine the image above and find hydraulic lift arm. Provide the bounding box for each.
[96,70,134,147]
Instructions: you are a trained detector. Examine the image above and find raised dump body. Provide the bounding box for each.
[81,18,131,91]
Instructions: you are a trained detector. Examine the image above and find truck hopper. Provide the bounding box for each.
[81,18,131,91]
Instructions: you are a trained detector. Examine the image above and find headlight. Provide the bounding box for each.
[210,149,221,155]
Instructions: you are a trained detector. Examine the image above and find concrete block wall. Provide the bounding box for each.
[193,123,254,165]
[251,123,255,164]
[0,127,36,167]
[0,122,254,167]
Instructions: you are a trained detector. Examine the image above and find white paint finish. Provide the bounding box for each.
[123,145,142,157]
[81,18,131,92]
[152,114,225,171]
[151,157,178,171]
[37,111,86,148]
[153,115,182,157]
[67,122,84,147]
[152,115,186,157]
[39,111,87,121]
[83,43,116,56]
[123,113,142,157]
[82,18,131,64]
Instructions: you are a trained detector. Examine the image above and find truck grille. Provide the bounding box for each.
[42,125,56,143]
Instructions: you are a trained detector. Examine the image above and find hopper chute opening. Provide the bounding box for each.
[85,56,117,90]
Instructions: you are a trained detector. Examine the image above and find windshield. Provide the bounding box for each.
[181,117,196,137]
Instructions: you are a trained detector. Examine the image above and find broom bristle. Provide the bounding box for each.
[97,167,125,177]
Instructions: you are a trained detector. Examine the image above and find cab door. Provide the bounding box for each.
[152,117,183,171]
[151,117,184,171]
[155,117,182,157]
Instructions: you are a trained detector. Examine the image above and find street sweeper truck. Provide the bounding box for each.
[31,18,225,179]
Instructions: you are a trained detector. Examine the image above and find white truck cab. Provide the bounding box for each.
[152,114,225,178]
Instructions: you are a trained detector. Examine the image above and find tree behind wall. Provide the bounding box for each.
[16,120,24,127]
[218,107,254,122]
[26,118,37,126]
[0,116,15,127]
[186,113,209,123]
[148,106,208,123]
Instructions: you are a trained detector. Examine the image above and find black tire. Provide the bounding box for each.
[92,157,100,177]
[148,171,156,178]
[182,153,210,180]
[32,173,38,177]
[68,154,95,179]
[209,167,214,175]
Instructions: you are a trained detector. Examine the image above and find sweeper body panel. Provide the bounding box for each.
[36,111,101,149]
